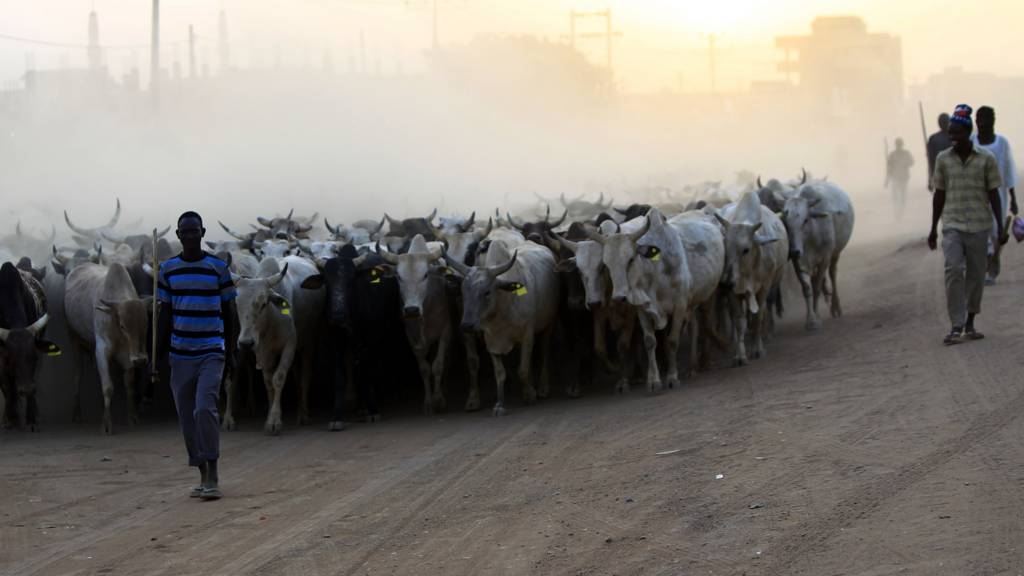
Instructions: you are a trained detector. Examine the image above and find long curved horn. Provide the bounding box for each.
[482,217,493,237]
[549,208,567,228]
[373,217,385,234]
[374,242,399,265]
[506,212,525,231]
[425,208,437,223]
[557,236,578,254]
[324,217,340,236]
[488,250,518,277]
[256,216,273,228]
[459,211,476,233]
[800,167,808,185]
[265,263,289,288]
[442,247,471,276]
[64,211,99,238]
[285,208,294,221]
[628,216,651,242]
[46,224,56,245]
[384,213,402,231]
[757,176,763,189]
[26,313,49,337]
[544,203,552,223]
[294,223,313,235]
[306,211,319,225]
[104,198,122,228]
[155,225,171,238]
[219,221,249,240]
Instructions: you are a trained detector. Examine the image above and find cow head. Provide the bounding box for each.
[96,296,152,368]
[585,216,649,305]
[613,204,652,222]
[780,187,829,262]
[554,235,608,309]
[445,242,519,331]
[440,216,491,267]
[507,205,567,244]
[301,244,362,331]
[233,264,290,350]
[375,235,444,319]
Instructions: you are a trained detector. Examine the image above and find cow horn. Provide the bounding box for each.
[256,216,273,228]
[384,213,402,231]
[483,217,493,237]
[628,217,651,242]
[800,167,808,185]
[374,242,399,265]
[549,208,567,228]
[558,236,578,254]
[324,217,339,236]
[544,203,552,223]
[16,221,22,237]
[560,192,568,206]
[266,263,288,288]
[219,221,249,240]
[64,210,99,238]
[460,211,476,233]
[489,250,518,277]
[442,247,471,276]
[506,212,525,231]
[286,208,294,221]
[26,313,49,337]
[583,227,606,245]
[757,176,763,189]
[46,224,56,245]
[425,208,437,223]
[295,223,313,234]
[306,211,319,224]
[614,206,628,215]
[713,212,730,229]
[155,225,171,238]
[597,192,604,205]
[105,199,122,228]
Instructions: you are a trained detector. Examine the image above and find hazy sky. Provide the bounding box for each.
[0,0,1020,92]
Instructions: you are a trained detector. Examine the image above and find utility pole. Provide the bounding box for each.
[567,9,621,89]
[188,25,196,79]
[708,33,718,95]
[150,0,159,103]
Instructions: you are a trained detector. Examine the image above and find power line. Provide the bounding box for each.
[0,31,180,51]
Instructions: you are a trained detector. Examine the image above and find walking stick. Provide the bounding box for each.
[919,101,931,189]
[151,228,160,387]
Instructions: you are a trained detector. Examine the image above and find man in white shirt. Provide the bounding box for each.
[972,106,1018,284]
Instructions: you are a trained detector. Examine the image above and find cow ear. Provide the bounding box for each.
[301,274,325,290]
[96,300,118,316]
[810,209,830,219]
[755,234,779,245]
[36,339,62,357]
[375,264,396,278]
[554,257,578,273]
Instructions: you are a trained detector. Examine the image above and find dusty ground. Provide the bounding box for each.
[5,192,1024,576]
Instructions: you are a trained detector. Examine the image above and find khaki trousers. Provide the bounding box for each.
[942,228,989,327]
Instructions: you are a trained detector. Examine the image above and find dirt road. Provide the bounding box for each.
[5,208,1024,575]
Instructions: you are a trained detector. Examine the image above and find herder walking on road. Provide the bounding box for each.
[156,212,237,500]
[928,104,1005,346]
[886,137,914,218]
[971,106,1018,285]
[927,113,953,192]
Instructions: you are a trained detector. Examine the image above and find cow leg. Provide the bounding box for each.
[95,348,115,435]
[689,310,700,377]
[264,348,293,435]
[491,352,508,417]
[431,326,451,412]
[614,314,635,394]
[538,326,553,400]
[637,312,662,392]
[665,310,687,389]
[593,309,614,372]
[519,331,538,405]
[123,366,140,427]
[1,381,14,429]
[795,259,819,331]
[326,343,348,431]
[221,370,237,431]
[71,337,83,423]
[463,332,481,412]
[829,256,842,318]
[811,268,827,328]
[730,294,749,367]
[753,292,770,359]
[296,346,314,426]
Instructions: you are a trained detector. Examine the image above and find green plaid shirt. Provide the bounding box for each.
[932,146,1003,233]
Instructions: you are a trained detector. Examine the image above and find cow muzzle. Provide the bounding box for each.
[238,338,254,349]
[789,249,801,261]
[403,306,422,319]
[131,354,149,367]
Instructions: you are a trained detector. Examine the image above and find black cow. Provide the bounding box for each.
[612,204,652,222]
[302,244,411,427]
[507,205,567,244]
[0,262,60,430]
[383,210,439,253]
[541,224,593,398]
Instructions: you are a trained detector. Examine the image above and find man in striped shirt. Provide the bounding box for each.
[928,105,1004,346]
[157,211,236,500]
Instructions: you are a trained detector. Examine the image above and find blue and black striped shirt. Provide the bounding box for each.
[157,253,236,358]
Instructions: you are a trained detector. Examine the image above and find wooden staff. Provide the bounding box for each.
[151,228,159,386]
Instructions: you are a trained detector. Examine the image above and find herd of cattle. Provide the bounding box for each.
[0,172,854,434]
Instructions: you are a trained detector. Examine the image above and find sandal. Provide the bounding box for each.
[200,486,223,500]
[189,486,203,498]
[963,327,985,340]
[943,328,964,346]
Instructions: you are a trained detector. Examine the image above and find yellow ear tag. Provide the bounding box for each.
[515,285,528,296]
[370,277,381,284]
[651,253,661,262]
[281,307,291,316]
[47,345,62,357]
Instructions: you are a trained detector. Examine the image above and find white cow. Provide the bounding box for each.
[780,181,855,330]
[716,192,789,365]
[232,255,324,434]
[63,262,152,434]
